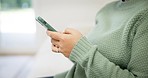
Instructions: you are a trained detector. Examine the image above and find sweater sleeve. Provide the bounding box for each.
[69,22,148,78]
[54,71,68,78]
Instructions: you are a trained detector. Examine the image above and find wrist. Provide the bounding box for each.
[69,36,93,63]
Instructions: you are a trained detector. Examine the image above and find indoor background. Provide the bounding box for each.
[0,0,115,78]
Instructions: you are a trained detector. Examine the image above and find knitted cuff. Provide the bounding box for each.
[69,36,93,65]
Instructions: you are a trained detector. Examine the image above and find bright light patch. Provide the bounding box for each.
[0,9,36,34]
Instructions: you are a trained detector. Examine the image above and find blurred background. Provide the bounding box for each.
[0,0,115,78]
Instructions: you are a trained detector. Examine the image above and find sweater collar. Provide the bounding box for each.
[120,0,130,2]
[117,0,147,10]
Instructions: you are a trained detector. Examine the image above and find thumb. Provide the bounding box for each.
[64,28,77,34]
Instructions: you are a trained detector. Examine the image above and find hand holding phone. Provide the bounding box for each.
[35,16,57,32]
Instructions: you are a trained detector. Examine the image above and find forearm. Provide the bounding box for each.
[69,36,140,78]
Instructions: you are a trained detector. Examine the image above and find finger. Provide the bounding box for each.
[52,44,59,53]
[51,39,59,46]
[64,28,73,34]
[58,31,63,34]
[58,47,63,53]
[64,28,78,34]
[47,30,62,40]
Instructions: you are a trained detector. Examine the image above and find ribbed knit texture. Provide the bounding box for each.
[55,0,148,78]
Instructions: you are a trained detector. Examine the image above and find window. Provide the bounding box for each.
[0,0,36,34]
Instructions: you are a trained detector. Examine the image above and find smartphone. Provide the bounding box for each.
[35,16,57,32]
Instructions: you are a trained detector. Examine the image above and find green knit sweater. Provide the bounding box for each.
[55,0,148,78]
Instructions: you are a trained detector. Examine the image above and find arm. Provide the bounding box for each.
[46,16,148,78]
[54,71,68,78]
[69,23,148,78]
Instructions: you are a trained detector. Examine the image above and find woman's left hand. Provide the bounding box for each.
[47,28,82,58]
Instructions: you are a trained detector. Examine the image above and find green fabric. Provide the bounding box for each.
[55,0,148,78]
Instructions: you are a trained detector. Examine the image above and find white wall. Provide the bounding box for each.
[33,0,116,34]
[0,0,116,55]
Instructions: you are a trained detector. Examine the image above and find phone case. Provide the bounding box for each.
[36,16,57,32]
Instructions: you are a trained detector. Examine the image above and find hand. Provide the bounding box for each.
[47,28,82,58]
